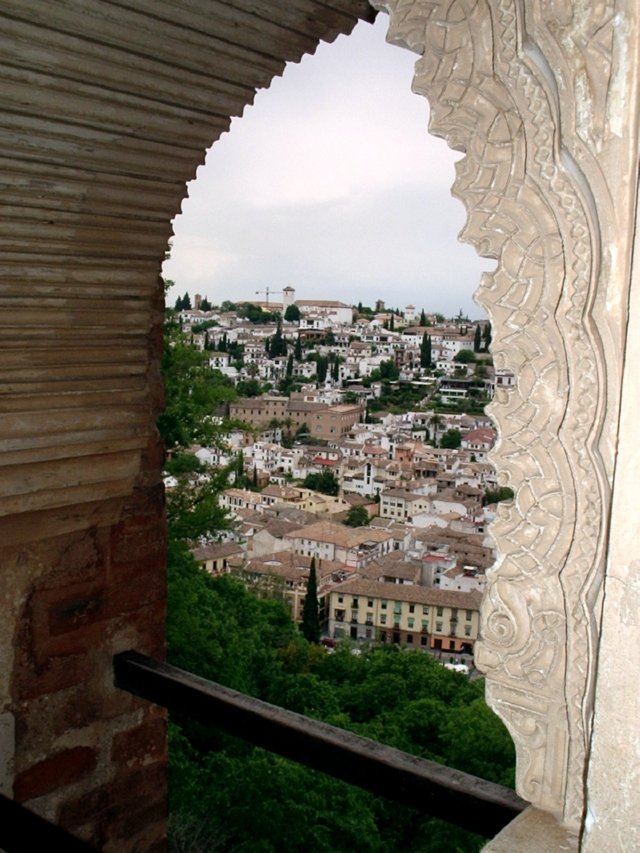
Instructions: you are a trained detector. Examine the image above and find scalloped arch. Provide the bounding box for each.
[373,0,617,828]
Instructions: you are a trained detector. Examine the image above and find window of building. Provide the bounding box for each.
[466,609,473,620]
[464,624,471,636]
[420,636,428,646]
[407,617,414,628]
[436,606,444,617]
[436,621,443,633]
[380,614,387,625]
[406,634,413,644]
[409,604,415,613]
[352,597,359,608]
[394,602,402,614]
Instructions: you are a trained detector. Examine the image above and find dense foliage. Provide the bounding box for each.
[343,505,370,527]
[302,470,340,496]
[158,315,236,449]
[167,544,515,852]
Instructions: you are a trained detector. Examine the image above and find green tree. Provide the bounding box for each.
[420,332,432,368]
[419,308,427,326]
[301,557,320,643]
[331,356,341,382]
[294,336,303,361]
[482,321,492,351]
[484,486,515,504]
[164,452,204,477]
[234,449,246,487]
[316,355,329,383]
[343,505,369,527]
[440,428,462,449]
[286,353,294,378]
[474,324,482,352]
[454,348,476,364]
[200,297,212,311]
[284,303,301,322]
[156,318,236,449]
[303,470,340,496]
[236,378,262,397]
[379,359,399,380]
[269,317,288,358]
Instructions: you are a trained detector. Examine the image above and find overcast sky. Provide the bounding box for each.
[162,13,492,319]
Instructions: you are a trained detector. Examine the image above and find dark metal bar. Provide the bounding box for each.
[114,650,526,838]
[0,793,98,853]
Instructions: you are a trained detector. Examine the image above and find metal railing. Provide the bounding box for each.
[114,649,526,839]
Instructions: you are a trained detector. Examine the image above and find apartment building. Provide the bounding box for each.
[326,578,481,652]
[287,521,397,569]
[229,395,364,440]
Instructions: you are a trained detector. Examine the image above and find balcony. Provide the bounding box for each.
[114,652,524,838]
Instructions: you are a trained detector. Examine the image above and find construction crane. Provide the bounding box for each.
[255,286,282,309]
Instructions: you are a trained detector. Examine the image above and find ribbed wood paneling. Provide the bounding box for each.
[0,1,375,529]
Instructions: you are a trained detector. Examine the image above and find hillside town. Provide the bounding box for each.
[169,288,514,669]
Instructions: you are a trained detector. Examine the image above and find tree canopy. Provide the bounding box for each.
[167,571,515,853]
[302,470,340,496]
[343,505,370,527]
[156,316,236,449]
[454,349,476,364]
[284,303,301,322]
[440,428,462,449]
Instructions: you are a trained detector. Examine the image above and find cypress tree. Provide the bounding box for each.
[420,332,432,368]
[474,324,482,352]
[419,308,426,326]
[482,322,492,351]
[301,557,320,643]
[294,336,302,361]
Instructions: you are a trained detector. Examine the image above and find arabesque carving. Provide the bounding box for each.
[374,0,613,828]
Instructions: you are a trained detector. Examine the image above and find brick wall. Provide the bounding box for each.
[8,467,168,851]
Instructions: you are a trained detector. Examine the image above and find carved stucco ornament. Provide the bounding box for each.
[373,0,613,829]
